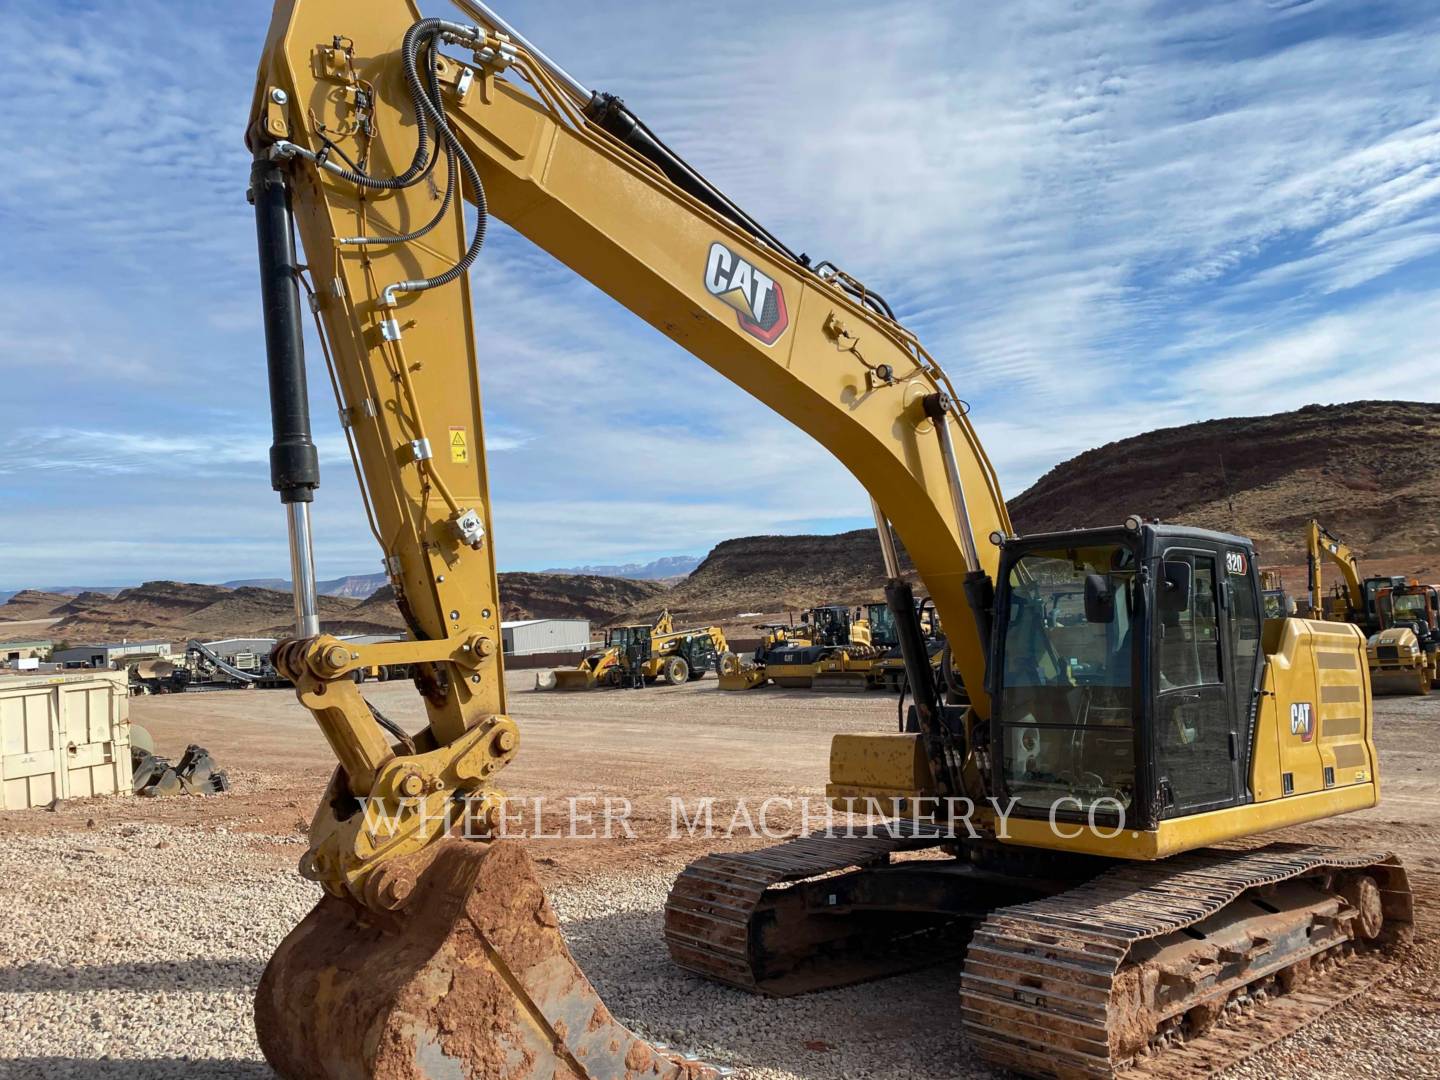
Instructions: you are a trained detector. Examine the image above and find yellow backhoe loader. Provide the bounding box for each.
[243,6,1411,1077]
[1306,520,1430,694]
[540,610,727,689]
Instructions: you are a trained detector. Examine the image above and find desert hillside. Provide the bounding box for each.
[1009,401,1440,562]
[33,571,667,645]
[646,530,916,624]
[0,590,71,621]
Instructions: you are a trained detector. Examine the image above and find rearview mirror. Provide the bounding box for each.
[1162,560,1192,613]
[1084,574,1115,623]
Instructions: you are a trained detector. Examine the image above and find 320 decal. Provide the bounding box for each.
[704,241,789,345]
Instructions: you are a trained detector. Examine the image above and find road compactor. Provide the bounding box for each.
[720,604,874,690]
[244,3,1412,1077]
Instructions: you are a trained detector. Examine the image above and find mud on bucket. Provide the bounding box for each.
[256,838,718,1080]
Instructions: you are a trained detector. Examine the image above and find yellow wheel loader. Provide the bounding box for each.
[243,7,1411,1077]
[542,610,726,689]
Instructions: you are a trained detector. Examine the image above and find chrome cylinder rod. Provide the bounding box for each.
[871,498,902,579]
[924,397,982,572]
[287,502,321,638]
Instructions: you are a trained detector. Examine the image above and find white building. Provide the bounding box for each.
[501,619,590,656]
[51,641,173,669]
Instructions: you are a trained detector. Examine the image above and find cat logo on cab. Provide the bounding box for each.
[704,241,789,345]
[1289,702,1314,742]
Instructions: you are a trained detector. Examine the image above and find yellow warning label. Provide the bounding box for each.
[449,426,468,464]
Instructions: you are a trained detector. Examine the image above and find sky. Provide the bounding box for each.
[3,0,1440,590]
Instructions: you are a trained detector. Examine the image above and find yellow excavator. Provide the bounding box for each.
[245,4,1411,1077]
[540,610,727,689]
[1306,520,1430,694]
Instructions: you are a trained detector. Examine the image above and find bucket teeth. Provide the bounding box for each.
[257,839,718,1080]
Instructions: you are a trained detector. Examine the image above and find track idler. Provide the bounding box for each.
[257,838,716,1080]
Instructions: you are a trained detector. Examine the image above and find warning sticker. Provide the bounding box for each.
[449,426,468,464]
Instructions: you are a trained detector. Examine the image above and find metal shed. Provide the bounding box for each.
[0,670,130,809]
[501,619,590,656]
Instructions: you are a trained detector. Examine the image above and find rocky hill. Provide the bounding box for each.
[1008,401,1440,561]
[649,529,916,623]
[47,581,391,642]
[0,590,71,621]
[40,571,666,644]
[351,574,666,631]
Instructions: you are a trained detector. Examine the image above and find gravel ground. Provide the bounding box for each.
[0,824,314,1079]
[0,822,992,1079]
[1,820,1432,1079]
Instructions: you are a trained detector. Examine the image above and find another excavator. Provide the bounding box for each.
[539,610,727,689]
[245,4,1411,1077]
[1306,519,1429,694]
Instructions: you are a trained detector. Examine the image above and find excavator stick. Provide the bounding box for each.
[257,838,716,1080]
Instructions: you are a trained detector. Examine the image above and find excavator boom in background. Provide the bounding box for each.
[245,4,1411,1077]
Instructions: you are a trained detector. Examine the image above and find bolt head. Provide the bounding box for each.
[270,87,288,105]
[496,729,516,753]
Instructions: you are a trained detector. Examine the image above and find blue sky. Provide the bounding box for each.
[3,0,1439,590]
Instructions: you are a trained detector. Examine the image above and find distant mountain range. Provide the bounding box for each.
[221,573,389,599]
[539,555,700,580]
[0,559,698,608]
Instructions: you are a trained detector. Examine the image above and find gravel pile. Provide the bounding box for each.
[0,824,1429,1079]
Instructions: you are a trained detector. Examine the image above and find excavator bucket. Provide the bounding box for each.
[551,667,600,690]
[256,838,716,1080]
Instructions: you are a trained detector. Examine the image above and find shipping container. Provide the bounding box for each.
[0,670,131,809]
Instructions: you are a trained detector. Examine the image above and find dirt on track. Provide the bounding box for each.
[1,672,1436,1078]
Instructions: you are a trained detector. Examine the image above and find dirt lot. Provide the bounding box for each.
[1,673,1436,1078]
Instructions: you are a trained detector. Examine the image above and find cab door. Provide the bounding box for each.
[1153,546,1243,816]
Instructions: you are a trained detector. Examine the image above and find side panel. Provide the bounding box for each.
[1259,618,1374,799]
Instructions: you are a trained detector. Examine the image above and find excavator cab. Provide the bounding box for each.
[991,523,1265,830]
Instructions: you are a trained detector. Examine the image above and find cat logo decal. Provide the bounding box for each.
[704,241,789,345]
